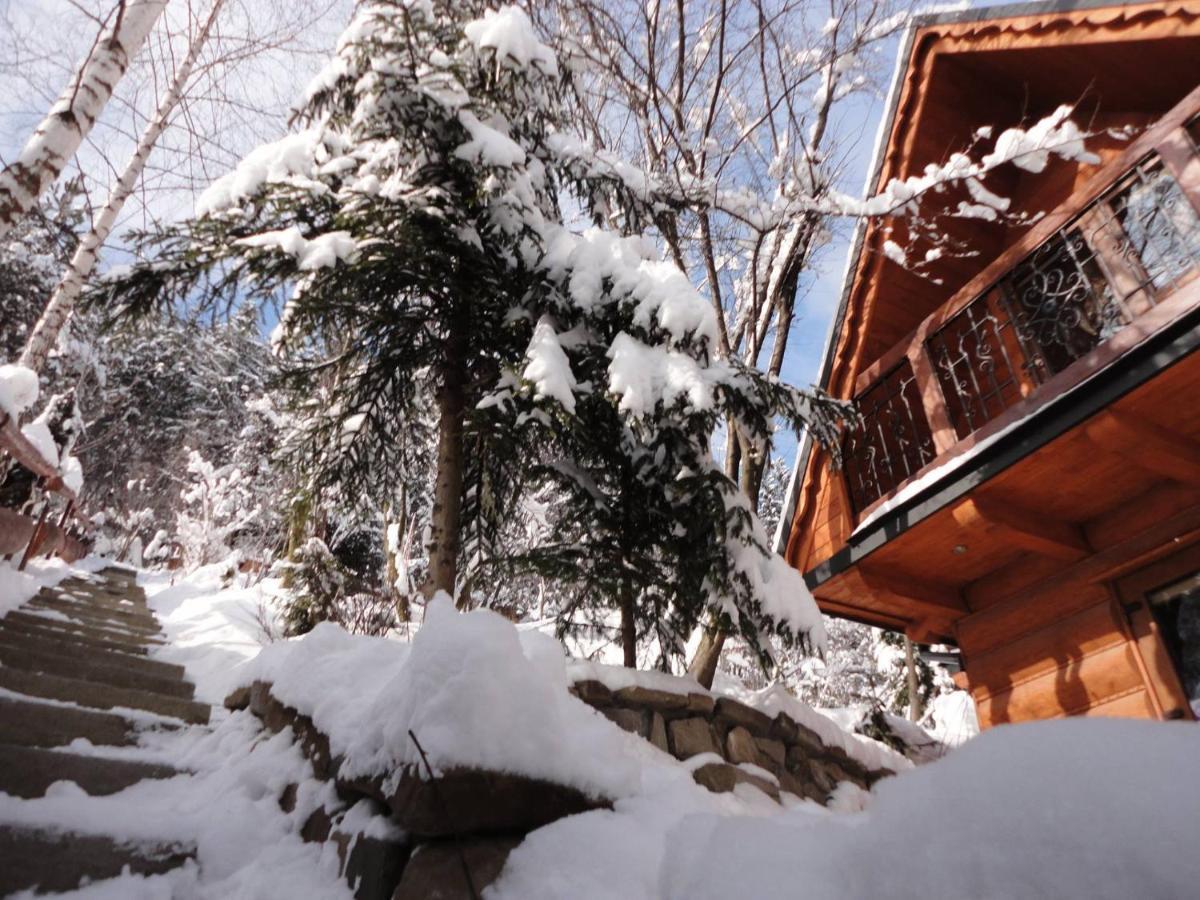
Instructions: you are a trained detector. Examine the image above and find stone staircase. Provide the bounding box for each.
[0,567,210,895]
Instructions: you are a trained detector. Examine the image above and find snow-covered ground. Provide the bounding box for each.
[0,555,107,619]
[5,558,1197,898]
[501,716,1200,900]
[139,561,288,705]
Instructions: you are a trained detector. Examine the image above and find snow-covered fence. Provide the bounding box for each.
[0,410,89,566]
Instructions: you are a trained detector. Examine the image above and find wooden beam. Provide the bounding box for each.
[904,616,954,644]
[857,564,967,618]
[952,496,1089,561]
[812,594,912,634]
[1084,409,1200,486]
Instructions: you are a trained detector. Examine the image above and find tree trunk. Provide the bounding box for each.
[0,0,168,240]
[619,573,637,668]
[904,636,922,722]
[426,329,468,604]
[20,0,225,374]
[687,622,725,688]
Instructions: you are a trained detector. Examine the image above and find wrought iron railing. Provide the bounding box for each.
[842,97,1200,517]
[931,156,1200,442]
[842,359,936,514]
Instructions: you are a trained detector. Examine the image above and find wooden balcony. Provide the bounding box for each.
[842,87,1200,524]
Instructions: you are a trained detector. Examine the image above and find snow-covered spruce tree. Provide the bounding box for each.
[93,0,560,600]
[485,228,846,668]
[95,1,845,668]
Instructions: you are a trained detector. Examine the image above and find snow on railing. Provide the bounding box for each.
[0,410,90,567]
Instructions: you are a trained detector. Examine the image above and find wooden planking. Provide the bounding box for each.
[858,564,966,616]
[957,581,1113,658]
[1085,409,1200,486]
[863,502,1027,585]
[951,497,1089,561]
[964,601,1127,698]
[1077,688,1157,720]
[974,640,1144,725]
[965,554,1063,612]
[1084,481,1200,557]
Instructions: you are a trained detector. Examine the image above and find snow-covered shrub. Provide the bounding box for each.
[175,450,263,569]
[277,536,398,637]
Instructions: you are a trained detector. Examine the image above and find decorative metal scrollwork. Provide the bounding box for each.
[1110,161,1200,296]
[1002,229,1126,380]
[850,152,1200,514]
[927,295,1023,438]
[842,360,936,514]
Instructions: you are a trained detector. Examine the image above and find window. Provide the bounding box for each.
[1147,571,1200,717]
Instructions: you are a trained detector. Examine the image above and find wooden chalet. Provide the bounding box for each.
[779,0,1200,727]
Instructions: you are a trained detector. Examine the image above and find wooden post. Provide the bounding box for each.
[1155,128,1200,217]
[18,499,51,571]
[908,345,958,455]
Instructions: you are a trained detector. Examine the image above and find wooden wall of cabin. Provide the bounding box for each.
[954,504,1200,728]
[956,581,1158,727]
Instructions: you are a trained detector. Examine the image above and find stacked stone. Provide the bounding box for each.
[229,681,609,900]
[229,677,897,899]
[570,680,895,804]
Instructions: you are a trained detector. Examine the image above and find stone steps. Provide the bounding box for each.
[0,639,194,700]
[0,627,185,680]
[0,827,194,896]
[4,609,165,650]
[0,568,211,895]
[0,662,209,724]
[0,743,182,798]
[27,595,163,635]
[0,696,139,748]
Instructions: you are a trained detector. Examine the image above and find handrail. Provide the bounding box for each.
[0,412,80,505]
[0,412,72,494]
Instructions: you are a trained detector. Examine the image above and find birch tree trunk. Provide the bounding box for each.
[20,0,225,375]
[0,0,168,241]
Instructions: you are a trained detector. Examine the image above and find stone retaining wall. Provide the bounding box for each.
[227,677,897,899]
[569,679,895,803]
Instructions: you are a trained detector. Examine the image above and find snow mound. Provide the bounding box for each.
[492,718,1200,899]
[236,226,358,271]
[0,363,38,419]
[19,417,58,467]
[657,718,1200,900]
[196,130,324,216]
[522,317,578,413]
[61,453,84,494]
[245,598,651,800]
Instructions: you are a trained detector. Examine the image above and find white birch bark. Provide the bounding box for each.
[0,0,169,241]
[20,0,226,375]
